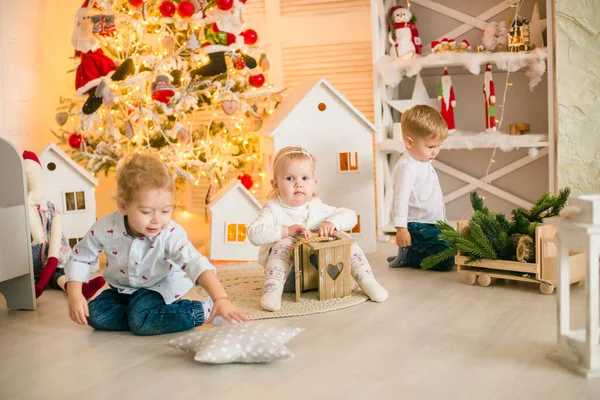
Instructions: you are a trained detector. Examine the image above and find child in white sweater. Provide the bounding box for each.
[247,146,388,311]
[388,104,454,271]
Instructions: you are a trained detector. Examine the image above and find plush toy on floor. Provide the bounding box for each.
[22,150,105,299]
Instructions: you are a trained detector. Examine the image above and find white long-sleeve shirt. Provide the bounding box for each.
[65,211,215,304]
[247,197,357,266]
[392,152,445,228]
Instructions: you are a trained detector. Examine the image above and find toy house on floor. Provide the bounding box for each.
[209,179,261,262]
[258,78,377,253]
[39,143,98,249]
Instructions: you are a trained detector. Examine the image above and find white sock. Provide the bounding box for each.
[358,274,388,303]
[261,281,284,312]
[201,297,229,326]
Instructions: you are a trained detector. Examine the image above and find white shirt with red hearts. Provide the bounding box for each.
[65,211,215,304]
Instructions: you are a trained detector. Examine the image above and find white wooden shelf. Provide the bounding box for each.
[376,48,548,80]
[380,129,549,153]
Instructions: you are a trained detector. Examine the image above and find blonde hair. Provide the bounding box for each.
[115,153,173,204]
[269,146,316,198]
[400,105,448,140]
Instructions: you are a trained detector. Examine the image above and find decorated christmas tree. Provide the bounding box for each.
[421,188,571,269]
[53,0,282,194]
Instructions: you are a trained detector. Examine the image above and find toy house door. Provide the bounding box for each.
[0,138,36,310]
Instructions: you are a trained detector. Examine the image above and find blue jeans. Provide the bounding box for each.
[87,288,205,336]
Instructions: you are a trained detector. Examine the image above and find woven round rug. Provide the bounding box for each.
[184,265,368,320]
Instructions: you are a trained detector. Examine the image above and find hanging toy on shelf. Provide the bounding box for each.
[483,63,496,132]
[387,5,422,60]
[438,68,456,134]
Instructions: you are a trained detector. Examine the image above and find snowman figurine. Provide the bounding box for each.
[388,5,422,59]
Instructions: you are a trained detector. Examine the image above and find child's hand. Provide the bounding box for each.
[317,221,336,237]
[205,298,250,324]
[68,291,89,326]
[287,224,311,238]
[396,227,411,247]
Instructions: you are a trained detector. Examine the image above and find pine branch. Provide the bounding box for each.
[470,191,485,213]
[467,220,498,260]
[421,246,457,270]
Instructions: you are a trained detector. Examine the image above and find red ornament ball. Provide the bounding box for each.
[177,0,195,18]
[68,133,84,150]
[216,0,234,11]
[241,29,258,45]
[237,174,253,190]
[233,57,246,70]
[159,1,176,17]
[248,73,265,88]
[128,0,144,6]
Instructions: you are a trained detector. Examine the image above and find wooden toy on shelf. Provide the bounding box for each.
[292,231,355,302]
[455,220,585,294]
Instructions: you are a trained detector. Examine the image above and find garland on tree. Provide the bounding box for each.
[420,188,571,270]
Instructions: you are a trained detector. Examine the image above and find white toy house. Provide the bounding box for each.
[209,179,261,261]
[39,143,98,249]
[258,78,377,253]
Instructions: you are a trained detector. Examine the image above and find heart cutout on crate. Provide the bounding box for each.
[309,253,318,269]
[222,99,239,115]
[326,262,344,280]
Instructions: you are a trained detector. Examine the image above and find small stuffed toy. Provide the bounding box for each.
[23,150,105,299]
[387,5,422,59]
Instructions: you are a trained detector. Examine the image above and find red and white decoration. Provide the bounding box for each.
[438,68,456,133]
[387,5,422,60]
[483,63,496,132]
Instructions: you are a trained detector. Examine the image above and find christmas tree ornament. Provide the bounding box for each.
[55,112,68,126]
[177,128,191,145]
[222,98,239,115]
[237,173,253,190]
[187,33,200,52]
[125,120,134,139]
[248,72,265,88]
[177,0,195,18]
[387,5,422,59]
[244,116,263,132]
[128,0,144,6]
[216,0,234,11]
[483,63,496,132]
[162,35,175,56]
[438,68,456,133]
[159,1,176,17]
[241,29,258,45]
[151,75,176,103]
[258,53,270,72]
[233,55,246,70]
[68,133,84,149]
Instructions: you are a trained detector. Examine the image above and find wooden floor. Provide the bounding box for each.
[1,241,600,400]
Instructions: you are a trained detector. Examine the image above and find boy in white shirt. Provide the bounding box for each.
[387,104,455,271]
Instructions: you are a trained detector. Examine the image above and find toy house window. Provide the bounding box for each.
[339,152,358,172]
[226,223,247,243]
[68,237,84,248]
[65,191,86,211]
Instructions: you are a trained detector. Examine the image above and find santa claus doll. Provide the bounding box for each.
[438,68,456,133]
[483,63,496,132]
[388,5,422,59]
[72,0,133,114]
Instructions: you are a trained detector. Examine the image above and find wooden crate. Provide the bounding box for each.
[294,231,355,301]
[455,220,586,294]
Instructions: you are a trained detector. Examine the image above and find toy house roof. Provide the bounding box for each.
[209,179,262,210]
[258,78,377,138]
[41,143,99,186]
